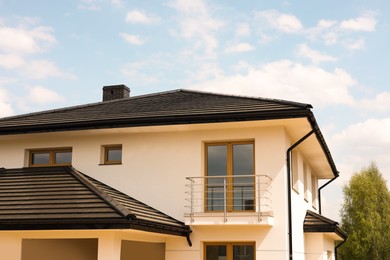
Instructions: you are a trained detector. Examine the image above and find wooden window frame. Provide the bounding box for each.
[204,141,255,213]
[29,148,72,167]
[102,145,122,165]
[204,242,255,260]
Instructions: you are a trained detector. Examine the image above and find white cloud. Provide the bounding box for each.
[125,10,160,24]
[121,62,159,84]
[78,0,101,10]
[168,0,224,56]
[256,10,303,33]
[188,60,356,107]
[24,60,75,79]
[305,12,376,50]
[0,54,26,69]
[111,0,122,6]
[343,37,365,50]
[356,91,390,112]
[296,44,338,64]
[0,26,55,54]
[235,23,251,37]
[331,118,390,184]
[26,86,65,105]
[225,42,254,53]
[340,12,377,32]
[120,33,145,45]
[0,87,14,117]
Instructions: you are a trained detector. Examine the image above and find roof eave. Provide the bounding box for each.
[0,109,310,136]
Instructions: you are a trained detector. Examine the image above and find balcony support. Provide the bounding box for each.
[223,178,227,223]
[257,178,261,222]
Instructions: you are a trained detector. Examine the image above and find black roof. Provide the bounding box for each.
[0,166,190,236]
[0,89,312,135]
[0,89,337,176]
[304,210,347,240]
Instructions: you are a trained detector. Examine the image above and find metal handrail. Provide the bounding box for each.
[185,174,272,223]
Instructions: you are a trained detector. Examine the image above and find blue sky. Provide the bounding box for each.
[0,0,389,220]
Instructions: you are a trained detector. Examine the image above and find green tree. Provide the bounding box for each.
[339,162,390,260]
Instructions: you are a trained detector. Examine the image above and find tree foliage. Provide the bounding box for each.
[339,162,390,260]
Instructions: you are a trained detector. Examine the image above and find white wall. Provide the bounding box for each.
[0,121,331,259]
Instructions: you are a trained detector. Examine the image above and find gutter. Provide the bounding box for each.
[286,130,315,260]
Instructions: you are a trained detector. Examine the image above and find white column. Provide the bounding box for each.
[98,232,121,260]
[0,233,22,260]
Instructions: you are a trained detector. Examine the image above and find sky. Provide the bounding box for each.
[0,0,389,221]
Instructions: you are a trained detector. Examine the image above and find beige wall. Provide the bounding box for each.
[121,240,165,260]
[0,230,170,260]
[0,120,338,260]
[304,233,336,260]
[22,239,98,260]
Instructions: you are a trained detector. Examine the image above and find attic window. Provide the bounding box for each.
[29,148,72,167]
[102,145,122,165]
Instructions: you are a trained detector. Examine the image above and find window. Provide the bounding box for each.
[291,150,299,192]
[29,148,72,167]
[205,141,255,212]
[311,174,318,208]
[102,145,122,165]
[205,242,255,260]
[303,161,309,201]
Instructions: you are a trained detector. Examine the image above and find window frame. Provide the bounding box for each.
[291,150,299,193]
[204,242,255,260]
[29,148,72,167]
[204,141,255,213]
[311,174,318,209]
[102,144,122,165]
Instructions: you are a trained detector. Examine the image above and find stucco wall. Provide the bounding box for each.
[21,238,98,260]
[0,121,332,260]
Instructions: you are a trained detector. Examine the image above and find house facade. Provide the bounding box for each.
[0,85,346,260]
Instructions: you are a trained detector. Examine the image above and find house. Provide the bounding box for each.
[0,85,346,260]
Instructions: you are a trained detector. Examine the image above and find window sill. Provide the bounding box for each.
[99,163,122,166]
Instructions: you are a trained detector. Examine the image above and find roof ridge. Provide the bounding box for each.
[67,166,136,220]
[0,88,312,122]
[181,88,312,109]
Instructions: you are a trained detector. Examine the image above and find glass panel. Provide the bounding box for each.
[206,145,227,211]
[232,144,254,210]
[55,151,72,165]
[31,152,50,165]
[205,245,227,260]
[107,147,122,162]
[233,245,254,260]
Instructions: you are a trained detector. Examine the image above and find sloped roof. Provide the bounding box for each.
[0,166,190,236]
[304,210,347,240]
[0,89,312,135]
[0,89,338,177]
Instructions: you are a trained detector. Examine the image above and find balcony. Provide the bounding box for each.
[184,175,273,226]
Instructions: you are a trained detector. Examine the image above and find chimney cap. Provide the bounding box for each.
[102,84,130,102]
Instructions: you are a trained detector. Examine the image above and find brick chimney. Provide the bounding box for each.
[102,84,130,102]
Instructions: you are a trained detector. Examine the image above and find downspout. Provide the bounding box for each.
[286,130,315,260]
[318,174,338,214]
[335,239,347,260]
[186,229,193,247]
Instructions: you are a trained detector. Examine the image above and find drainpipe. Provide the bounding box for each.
[318,174,338,214]
[286,130,315,260]
[335,239,347,260]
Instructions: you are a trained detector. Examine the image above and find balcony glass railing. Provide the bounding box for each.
[185,175,272,223]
